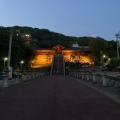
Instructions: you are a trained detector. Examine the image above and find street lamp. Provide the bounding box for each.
[103,55,106,58]
[3,57,8,69]
[20,60,24,70]
[100,51,103,65]
[31,61,34,68]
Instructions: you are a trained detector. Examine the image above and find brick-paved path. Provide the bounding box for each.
[0,75,120,120]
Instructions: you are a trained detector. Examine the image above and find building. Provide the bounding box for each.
[30,43,92,68]
[21,33,31,44]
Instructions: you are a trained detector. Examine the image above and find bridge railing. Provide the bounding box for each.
[69,69,120,88]
[0,69,48,88]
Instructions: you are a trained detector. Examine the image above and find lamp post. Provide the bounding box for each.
[31,61,34,68]
[20,61,24,70]
[116,34,119,58]
[100,51,102,64]
[3,57,8,69]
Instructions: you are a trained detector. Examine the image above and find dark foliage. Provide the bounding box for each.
[0,26,117,70]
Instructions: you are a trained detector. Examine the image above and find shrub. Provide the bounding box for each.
[107,58,120,71]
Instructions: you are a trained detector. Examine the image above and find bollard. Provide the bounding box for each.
[86,72,90,82]
[26,74,29,81]
[15,75,20,84]
[3,68,9,87]
[39,72,41,77]
[78,72,81,79]
[33,73,35,79]
[101,73,107,86]
[35,70,38,78]
[81,71,84,80]
[36,70,38,78]
[92,73,97,83]
[28,73,31,80]
[74,72,77,78]
[91,69,97,83]
[15,68,22,84]
[22,74,26,81]
[3,75,9,87]
[28,69,32,80]
[76,72,78,78]
[33,70,37,79]
[31,73,34,79]
[38,72,40,77]
[22,69,27,81]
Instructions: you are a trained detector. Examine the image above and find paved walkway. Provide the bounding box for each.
[0,75,120,120]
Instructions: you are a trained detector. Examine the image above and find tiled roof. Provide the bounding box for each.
[36,48,54,50]
[64,47,92,51]
[36,47,91,51]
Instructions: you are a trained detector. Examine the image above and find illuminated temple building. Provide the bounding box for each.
[30,42,92,69]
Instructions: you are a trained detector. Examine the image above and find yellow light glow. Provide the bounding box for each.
[108,58,111,61]
[30,54,53,68]
[103,55,106,58]
[30,48,92,68]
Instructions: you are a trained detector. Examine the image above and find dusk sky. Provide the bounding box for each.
[0,0,120,40]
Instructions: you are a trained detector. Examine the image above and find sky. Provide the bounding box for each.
[0,0,120,40]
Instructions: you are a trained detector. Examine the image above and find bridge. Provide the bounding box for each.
[1,57,120,120]
[1,69,120,120]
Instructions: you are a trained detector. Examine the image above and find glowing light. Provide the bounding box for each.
[3,57,8,68]
[25,34,30,37]
[20,60,24,70]
[20,60,24,64]
[103,55,106,58]
[108,58,111,61]
[4,57,8,61]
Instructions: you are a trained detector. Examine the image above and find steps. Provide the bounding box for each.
[50,55,65,75]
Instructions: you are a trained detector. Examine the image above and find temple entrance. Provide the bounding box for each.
[50,54,65,75]
[30,44,92,68]
[53,45,64,55]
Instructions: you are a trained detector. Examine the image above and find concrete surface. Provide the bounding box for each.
[0,75,120,120]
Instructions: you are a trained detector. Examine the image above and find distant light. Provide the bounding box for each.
[20,60,24,64]
[103,55,106,58]
[108,58,111,61]
[25,34,30,37]
[32,61,34,63]
[4,57,8,61]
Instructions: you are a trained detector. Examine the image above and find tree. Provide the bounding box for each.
[107,58,120,71]
[89,37,107,65]
[104,44,116,58]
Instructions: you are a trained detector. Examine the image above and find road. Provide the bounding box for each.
[0,75,120,120]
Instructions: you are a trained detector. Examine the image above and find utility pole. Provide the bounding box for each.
[3,28,13,86]
[116,32,120,58]
[7,29,13,68]
[7,28,13,79]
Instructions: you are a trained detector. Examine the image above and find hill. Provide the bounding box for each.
[12,26,93,48]
[0,26,117,70]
